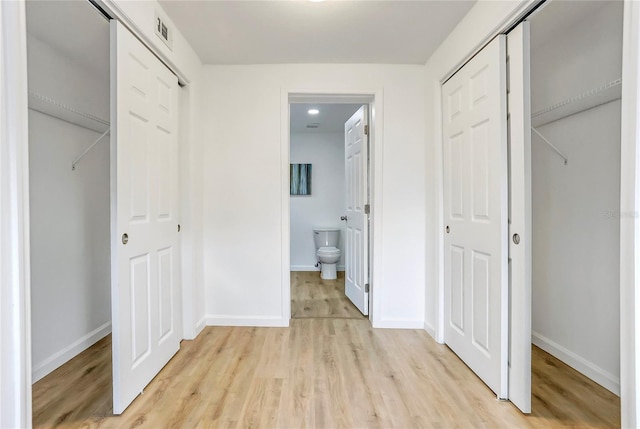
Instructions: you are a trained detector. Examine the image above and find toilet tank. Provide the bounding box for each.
[313,228,340,249]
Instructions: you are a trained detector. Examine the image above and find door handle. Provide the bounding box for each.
[122,233,129,245]
[340,216,348,221]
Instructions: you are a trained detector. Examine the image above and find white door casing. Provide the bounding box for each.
[0,0,32,426]
[442,35,509,398]
[507,21,532,413]
[621,1,640,425]
[345,106,369,316]
[110,20,181,414]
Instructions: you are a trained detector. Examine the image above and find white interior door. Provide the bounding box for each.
[344,106,369,316]
[110,20,181,414]
[442,35,509,398]
[507,21,532,413]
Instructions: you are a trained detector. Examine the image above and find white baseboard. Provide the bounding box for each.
[291,265,318,272]
[424,322,436,339]
[32,321,111,383]
[290,265,345,272]
[532,331,620,395]
[373,319,425,329]
[206,315,289,327]
[196,316,206,336]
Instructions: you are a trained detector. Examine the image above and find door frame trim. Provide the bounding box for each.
[620,1,640,425]
[0,1,32,427]
[281,90,382,326]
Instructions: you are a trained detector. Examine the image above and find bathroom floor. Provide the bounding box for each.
[291,271,365,319]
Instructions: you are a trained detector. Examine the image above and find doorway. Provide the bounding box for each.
[289,102,367,320]
[286,94,376,322]
[289,103,363,319]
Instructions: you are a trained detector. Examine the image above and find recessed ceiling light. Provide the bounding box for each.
[309,0,325,2]
[308,109,320,115]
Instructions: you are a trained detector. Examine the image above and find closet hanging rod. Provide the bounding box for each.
[28,91,110,134]
[532,127,568,165]
[72,128,110,171]
[531,78,622,127]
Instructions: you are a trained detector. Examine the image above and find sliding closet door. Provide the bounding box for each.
[507,21,532,414]
[110,20,181,414]
[442,35,509,398]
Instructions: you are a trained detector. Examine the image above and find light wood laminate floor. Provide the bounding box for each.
[291,271,364,319]
[33,320,620,428]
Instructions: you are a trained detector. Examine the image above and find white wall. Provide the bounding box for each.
[423,0,534,339]
[26,36,109,122]
[27,28,111,382]
[290,132,346,271]
[530,2,623,394]
[29,110,111,382]
[202,64,426,328]
[531,102,621,392]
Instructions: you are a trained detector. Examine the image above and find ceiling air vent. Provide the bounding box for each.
[154,10,173,51]
[306,123,320,129]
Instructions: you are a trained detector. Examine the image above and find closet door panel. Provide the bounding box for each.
[111,20,181,415]
[507,21,532,414]
[126,113,150,221]
[443,35,509,399]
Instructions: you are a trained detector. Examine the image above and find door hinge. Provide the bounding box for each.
[364,204,370,215]
[365,283,370,293]
[364,124,369,135]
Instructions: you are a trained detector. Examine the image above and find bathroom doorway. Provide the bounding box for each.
[288,101,370,320]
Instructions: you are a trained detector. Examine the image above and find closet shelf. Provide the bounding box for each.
[28,91,110,134]
[531,78,622,128]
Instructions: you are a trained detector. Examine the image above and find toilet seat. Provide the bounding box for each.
[317,246,340,256]
[316,246,340,280]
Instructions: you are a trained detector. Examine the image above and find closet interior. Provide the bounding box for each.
[27,0,111,396]
[528,0,622,408]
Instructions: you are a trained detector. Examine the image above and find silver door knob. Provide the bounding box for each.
[122,233,129,245]
[340,216,348,221]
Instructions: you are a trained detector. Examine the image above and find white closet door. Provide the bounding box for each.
[344,106,369,316]
[442,35,509,398]
[507,21,532,413]
[110,20,181,414]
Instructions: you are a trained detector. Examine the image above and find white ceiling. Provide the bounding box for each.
[290,103,361,133]
[158,0,476,65]
[529,0,621,49]
[25,0,110,81]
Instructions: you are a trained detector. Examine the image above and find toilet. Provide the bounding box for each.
[313,228,341,280]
